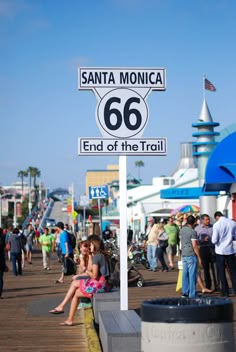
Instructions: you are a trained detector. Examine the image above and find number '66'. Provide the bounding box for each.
[104,97,142,131]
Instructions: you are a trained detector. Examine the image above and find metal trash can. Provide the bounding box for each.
[141,297,234,352]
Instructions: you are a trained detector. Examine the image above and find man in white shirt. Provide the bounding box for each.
[212,211,236,296]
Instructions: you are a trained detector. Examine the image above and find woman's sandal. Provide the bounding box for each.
[59,321,73,326]
[49,309,64,314]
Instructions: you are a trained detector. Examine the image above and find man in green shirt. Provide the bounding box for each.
[164,217,180,270]
[39,227,55,270]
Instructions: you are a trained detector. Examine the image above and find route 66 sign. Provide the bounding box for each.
[97,88,148,138]
[78,67,166,139]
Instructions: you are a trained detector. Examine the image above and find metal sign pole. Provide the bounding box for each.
[83,205,86,237]
[119,155,128,310]
[98,198,102,236]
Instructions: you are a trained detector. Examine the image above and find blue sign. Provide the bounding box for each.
[89,185,109,199]
[160,187,219,199]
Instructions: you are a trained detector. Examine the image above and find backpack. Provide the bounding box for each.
[63,257,77,276]
[66,231,76,250]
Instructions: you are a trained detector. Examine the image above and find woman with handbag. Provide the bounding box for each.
[156,222,169,272]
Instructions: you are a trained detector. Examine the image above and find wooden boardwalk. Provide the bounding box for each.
[1,247,236,351]
[0,248,93,352]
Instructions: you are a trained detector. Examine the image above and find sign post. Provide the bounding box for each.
[78,67,167,310]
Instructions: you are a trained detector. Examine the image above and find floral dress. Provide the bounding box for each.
[79,253,109,298]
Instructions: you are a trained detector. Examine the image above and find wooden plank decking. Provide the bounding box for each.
[1,247,236,351]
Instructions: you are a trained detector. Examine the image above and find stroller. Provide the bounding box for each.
[109,257,145,288]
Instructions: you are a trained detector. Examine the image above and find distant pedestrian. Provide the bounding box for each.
[34,227,40,245]
[145,217,158,272]
[39,227,55,270]
[5,226,13,261]
[156,222,169,272]
[212,211,236,297]
[24,224,35,264]
[127,226,133,244]
[164,217,180,270]
[0,228,7,298]
[195,214,219,291]
[9,228,24,276]
[55,222,74,284]
[180,215,202,298]
[54,228,62,262]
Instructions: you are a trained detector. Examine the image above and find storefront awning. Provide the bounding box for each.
[204,132,236,192]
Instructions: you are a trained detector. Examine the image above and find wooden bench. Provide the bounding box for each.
[99,310,141,352]
[93,290,120,324]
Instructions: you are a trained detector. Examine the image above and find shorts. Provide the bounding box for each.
[166,244,177,255]
[26,243,33,251]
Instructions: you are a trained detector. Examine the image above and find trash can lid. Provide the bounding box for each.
[141,297,233,323]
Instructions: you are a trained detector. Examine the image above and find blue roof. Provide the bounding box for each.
[204,132,236,192]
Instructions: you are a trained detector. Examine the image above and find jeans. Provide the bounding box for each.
[10,252,22,276]
[216,253,236,295]
[147,244,157,270]
[182,255,198,298]
[156,247,168,270]
[199,246,218,290]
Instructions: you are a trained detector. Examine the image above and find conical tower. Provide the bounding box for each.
[192,98,220,217]
[192,98,220,186]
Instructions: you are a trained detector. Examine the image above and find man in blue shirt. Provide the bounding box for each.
[55,222,74,284]
[212,211,236,296]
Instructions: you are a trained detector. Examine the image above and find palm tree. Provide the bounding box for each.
[17,170,28,195]
[27,166,41,205]
[27,166,41,188]
[135,160,144,180]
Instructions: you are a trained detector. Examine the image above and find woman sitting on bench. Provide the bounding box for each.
[49,240,92,314]
[50,238,109,326]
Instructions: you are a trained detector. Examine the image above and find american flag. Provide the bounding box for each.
[204,78,216,92]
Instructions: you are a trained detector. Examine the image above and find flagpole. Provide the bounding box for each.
[203,74,206,100]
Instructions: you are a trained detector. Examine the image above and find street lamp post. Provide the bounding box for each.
[13,198,17,227]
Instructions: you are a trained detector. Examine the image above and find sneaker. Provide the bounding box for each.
[181,293,188,298]
[77,302,92,310]
[47,268,51,270]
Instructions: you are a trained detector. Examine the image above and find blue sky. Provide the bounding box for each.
[1,0,236,197]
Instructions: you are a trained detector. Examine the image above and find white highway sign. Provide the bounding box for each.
[79,67,166,90]
[78,138,167,156]
[97,88,148,139]
[78,67,166,139]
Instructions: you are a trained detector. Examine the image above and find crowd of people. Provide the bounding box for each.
[0,220,111,325]
[1,210,236,325]
[144,211,236,298]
